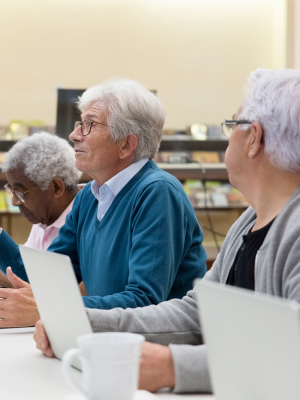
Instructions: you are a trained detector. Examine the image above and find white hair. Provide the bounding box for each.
[77,78,165,161]
[239,68,300,171]
[3,132,81,192]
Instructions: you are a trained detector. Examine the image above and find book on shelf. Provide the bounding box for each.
[0,191,7,211]
[0,191,20,212]
[182,180,249,208]
[4,192,19,212]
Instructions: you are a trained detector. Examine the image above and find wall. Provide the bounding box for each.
[294,0,300,69]
[0,0,289,130]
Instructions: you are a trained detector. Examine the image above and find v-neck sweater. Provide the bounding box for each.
[0,160,206,310]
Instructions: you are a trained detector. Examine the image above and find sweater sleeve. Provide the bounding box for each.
[0,229,28,282]
[0,229,29,281]
[170,344,212,393]
[85,289,212,393]
[82,180,206,309]
[86,289,202,343]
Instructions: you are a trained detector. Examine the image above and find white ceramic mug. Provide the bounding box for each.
[61,332,145,400]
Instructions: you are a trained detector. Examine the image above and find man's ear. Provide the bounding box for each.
[248,122,264,159]
[119,134,138,160]
[50,177,65,198]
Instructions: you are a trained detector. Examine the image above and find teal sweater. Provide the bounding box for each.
[0,161,207,309]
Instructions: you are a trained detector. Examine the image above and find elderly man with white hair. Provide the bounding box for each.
[1,78,206,327]
[34,68,300,393]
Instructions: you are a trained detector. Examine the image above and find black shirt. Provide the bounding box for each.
[226,218,276,291]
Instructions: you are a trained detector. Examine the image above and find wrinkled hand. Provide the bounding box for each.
[34,319,54,358]
[0,267,40,327]
[139,342,175,392]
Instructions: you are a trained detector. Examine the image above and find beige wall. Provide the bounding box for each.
[294,0,300,69]
[0,0,289,130]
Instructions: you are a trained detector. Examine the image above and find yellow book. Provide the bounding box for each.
[0,191,7,211]
[4,192,19,212]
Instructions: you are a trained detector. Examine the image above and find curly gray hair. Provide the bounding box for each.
[77,78,165,162]
[3,132,81,192]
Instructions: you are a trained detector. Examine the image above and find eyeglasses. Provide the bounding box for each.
[4,184,39,204]
[74,120,111,136]
[221,119,252,138]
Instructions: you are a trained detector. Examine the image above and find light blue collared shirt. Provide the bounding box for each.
[91,158,149,221]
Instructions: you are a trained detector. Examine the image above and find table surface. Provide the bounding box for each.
[0,332,214,400]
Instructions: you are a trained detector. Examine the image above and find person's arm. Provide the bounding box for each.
[0,229,29,281]
[87,288,201,343]
[169,344,212,393]
[34,289,212,393]
[82,181,206,309]
[139,342,212,393]
[35,288,201,354]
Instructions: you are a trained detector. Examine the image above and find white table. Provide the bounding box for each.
[0,332,214,400]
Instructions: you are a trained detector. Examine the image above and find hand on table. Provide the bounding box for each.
[138,342,175,392]
[34,321,176,391]
[0,267,40,327]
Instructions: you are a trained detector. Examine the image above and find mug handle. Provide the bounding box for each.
[61,348,92,399]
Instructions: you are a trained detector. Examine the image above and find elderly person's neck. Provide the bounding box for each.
[236,160,300,232]
[91,157,134,187]
[46,187,78,226]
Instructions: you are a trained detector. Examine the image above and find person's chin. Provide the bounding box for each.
[75,151,86,158]
[75,159,87,173]
[19,209,40,224]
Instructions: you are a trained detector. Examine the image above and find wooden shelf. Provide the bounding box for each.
[156,162,228,180]
[194,205,248,211]
[159,135,228,151]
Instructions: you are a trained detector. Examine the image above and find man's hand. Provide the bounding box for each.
[139,342,175,392]
[34,319,54,357]
[0,267,40,327]
[0,270,14,288]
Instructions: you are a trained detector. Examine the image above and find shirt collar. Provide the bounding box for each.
[106,158,149,196]
[91,158,149,198]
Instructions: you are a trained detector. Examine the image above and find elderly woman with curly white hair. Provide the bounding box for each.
[0,133,86,318]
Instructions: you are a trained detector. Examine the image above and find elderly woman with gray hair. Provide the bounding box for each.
[0,133,86,319]
[0,77,206,328]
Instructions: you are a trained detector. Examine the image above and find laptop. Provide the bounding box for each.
[195,279,300,400]
[19,245,93,368]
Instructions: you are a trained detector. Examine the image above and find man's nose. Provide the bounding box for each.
[11,193,22,206]
[69,126,83,143]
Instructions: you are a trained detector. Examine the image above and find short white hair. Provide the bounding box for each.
[77,78,165,161]
[3,132,81,192]
[239,68,300,171]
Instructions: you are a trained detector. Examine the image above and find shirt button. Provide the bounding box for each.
[101,214,104,219]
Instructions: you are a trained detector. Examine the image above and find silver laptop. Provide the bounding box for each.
[19,245,93,368]
[195,279,300,400]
